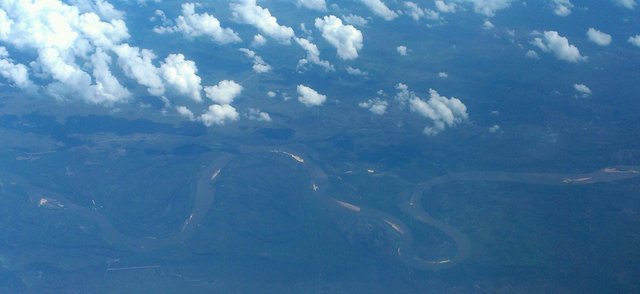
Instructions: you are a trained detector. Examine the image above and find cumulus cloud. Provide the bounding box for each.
[614,0,636,9]
[438,72,449,78]
[0,0,134,105]
[204,80,243,104]
[550,0,574,16]
[359,98,388,115]
[531,31,587,63]
[574,83,592,97]
[628,35,640,47]
[239,48,272,73]
[587,28,612,46]
[358,0,398,20]
[297,84,326,106]
[267,90,277,98]
[176,105,195,120]
[403,2,440,21]
[153,3,241,45]
[199,104,239,126]
[525,49,540,59]
[230,0,295,44]
[0,0,211,106]
[482,20,495,29]
[397,45,409,55]
[0,47,34,90]
[251,34,267,47]
[295,37,334,71]
[112,44,165,97]
[160,54,203,102]
[395,83,468,135]
[297,0,326,11]
[454,0,513,17]
[246,108,272,122]
[315,16,363,60]
[346,66,368,76]
[435,0,458,13]
[342,14,368,27]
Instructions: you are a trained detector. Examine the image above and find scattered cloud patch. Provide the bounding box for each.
[204,80,243,104]
[489,124,501,133]
[297,84,327,106]
[525,50,540,59]
[358,0,399,20]
[230,0,295,44]
[404,2,440,21]
[342,14,369,27]
[359,98,388,115]
[251,34,267,47]
[247,108,272,122]
[315,16,364,60]
[395,83,469,135]
[483,20,495,29]
[267,90,277,98]
[438,72,449,78]
[531,31,587,63]
[628,35,640,47]
[160,53,203,102]
[199,104,239,126]
[239,48,272,73]
[435,0,458,13]
[614,0,636,9]
[574,83,592,97]
[587,28,612,46]
[153,3,241,45]
[295,38,335,72]
[397,45,409,55]
[550,0,574,16]
[0,47,34,90]
[297,0,326,11]
[346,66,368,76]
[176,105,195,120]
[454,0,513,17]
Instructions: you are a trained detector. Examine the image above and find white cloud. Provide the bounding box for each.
[297,84,326,106]
[315,16,363,60]
[295,37,335,71]
[628,35,640,47]
[153,3,241,45]
[587,28,612,46]
[160,53,203,102]
[525,49,540,59]
[230,0,295,44]
[267,90,277,97]
[489,124,500,133]
[531,31,587,63]
[112,44,165,97]
[438,72,449,78]
[0,47,34,90]
[70,0,125,21]
[358,0,398,20]
[404,2,426,20]
[614,0,636,9]
[550,0,574,16]
[251,34,267,47]
[454,0,513,17]
[435,0,458,13]
[204,80,243,104]
[247,108,272,122]
[482,20,495,29]
[199,104,239,126]
[239,48,272,73]
[342,14,368,27]
[359,98,388,115]
[297,0,326,11]
[574,83,592,96]
[396,84,468,135]
[346,66,368,76]
[0,0,133,105]
[176,105,195,120]
[397,45,409,55]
